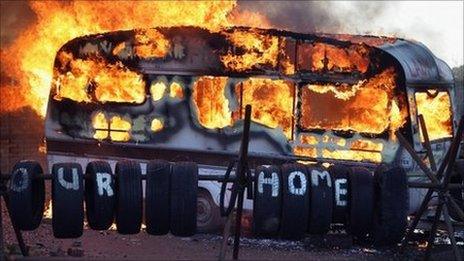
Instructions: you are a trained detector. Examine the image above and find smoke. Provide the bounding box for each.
[236,1,463,67]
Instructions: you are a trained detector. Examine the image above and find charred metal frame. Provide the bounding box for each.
[398,114,464,261]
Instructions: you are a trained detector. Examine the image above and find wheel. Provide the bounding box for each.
[52,163,84,238]
[280,163,309,240]
[252,165,282,237]
[145,159,171,235]
[373,164,408,246]
[115,160,142,234]
[447,159,463,221]
[307,166,333,234]
[85,161,115,230]
[8,160,45,230]
[197,189,223,233]
[170,162,198,237]
[328,164,350,224]
[347,167,374,240]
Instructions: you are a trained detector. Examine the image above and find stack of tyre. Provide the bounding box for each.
[8,160,198,238]
[252,163,409,245]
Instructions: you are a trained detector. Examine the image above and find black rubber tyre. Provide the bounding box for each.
[252,165,282,237]
[197,189,223,233]
[115,160,142,234]
[170,162,198,237]
[52,163,84,238]
[145,159,171,235]
[347,167,374,240]
[8,160,45,231]
[373,165,408,246]
[328,164,350,224]
[85,161,115,230]
[280,163,309,240]
[307,166,333,234]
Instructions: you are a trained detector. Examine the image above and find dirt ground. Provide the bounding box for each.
[3,211,462,261]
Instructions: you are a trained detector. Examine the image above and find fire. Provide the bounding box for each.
[92,112,109,140]
[415,91,453,141]
[133,28,171,59]
[192,76,233,129]
[322,149,382,163]
[151,81,167,101]
[299,68,405,135]
[151,118,163,132]
[169,82,184,99]
[220,29,279,72]
[236,78,294,139]
[0,1,270,117]
[309,43,370,73]
[92,112,131,141]
[109,115,131,141]
[53,52,145,104]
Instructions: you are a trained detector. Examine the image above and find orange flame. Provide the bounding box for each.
[235,78,294,139]
[54,52,145,104]
[0,1,270,117]
[299,68,405,136]
[415,91,453,141]
[192,76,233,129]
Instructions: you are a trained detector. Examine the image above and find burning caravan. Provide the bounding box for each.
[45,26,459,231]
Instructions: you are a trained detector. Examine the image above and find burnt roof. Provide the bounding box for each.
[58,26,455,87]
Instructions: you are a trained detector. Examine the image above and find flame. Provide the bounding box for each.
[134,28,171,59]
[169,82,184,99]
[351,139,383,151]
[415,91,453,141]
[309,43,370,73]
[236,78,294,138]
[150,81,167,101]
[150,118,163,132]
[92,112,109,140]
[0,1,270,117]
[54,52,145,104]
[322,149,382,162]
[109,115,131,141]
[220,29,279,72]
[300,134,319,145]
[299,68,405,136]
[92,112,131,141]
[192,76,233,129]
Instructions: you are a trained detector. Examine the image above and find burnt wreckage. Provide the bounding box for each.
[3,26,462,250]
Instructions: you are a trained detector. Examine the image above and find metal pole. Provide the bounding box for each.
[232,105,252,260]
[418,114,437,171]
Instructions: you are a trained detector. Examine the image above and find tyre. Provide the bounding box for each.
[373,165,408,246]
[347,167,374,240]
[449,159,464,221]
[52,163,84,238]
[8,160,45,230]
[328,164,350,224]
[197,189,223,233]
[252,165,282,237]
[145,159,171,235]
[170,162,198,237]
[280,163,309,240]
[307,166,333,234]
[85,161,115,230]
[115,160,142,234]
